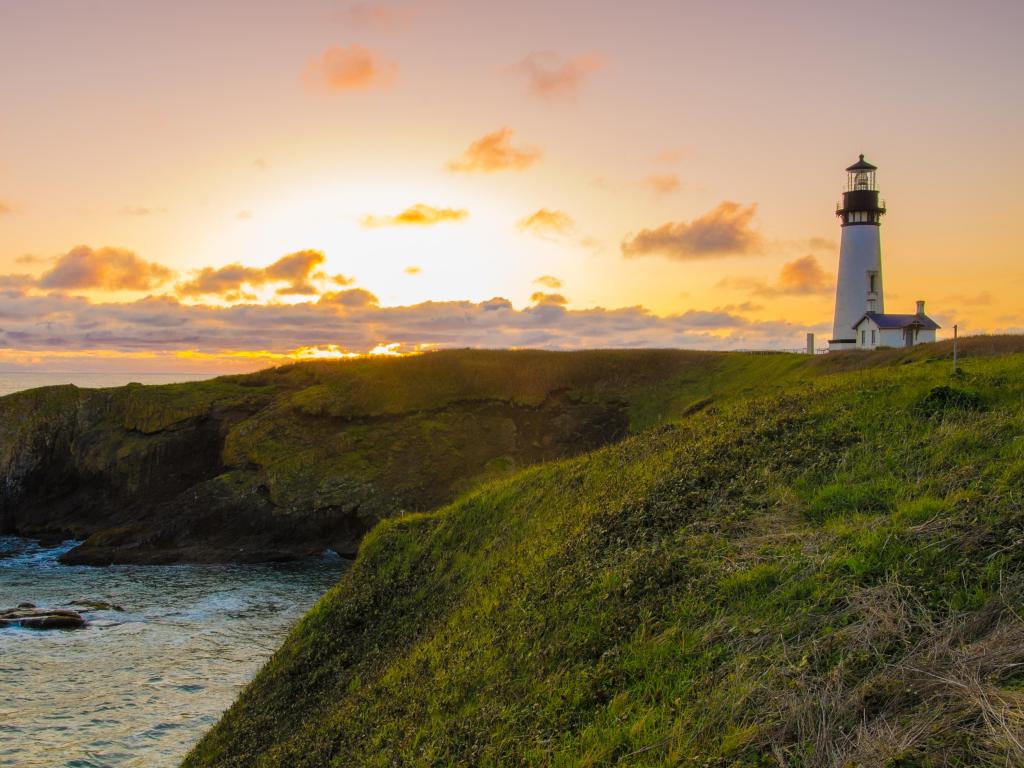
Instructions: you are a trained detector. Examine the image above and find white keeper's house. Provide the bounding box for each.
[828,155,940,351]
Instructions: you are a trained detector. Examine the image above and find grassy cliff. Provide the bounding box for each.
[185,339,1024,767]
[1,349,824,564]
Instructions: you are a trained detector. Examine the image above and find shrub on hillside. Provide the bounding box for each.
[914,385,986,418]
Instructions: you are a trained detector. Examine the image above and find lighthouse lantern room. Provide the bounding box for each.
[828,155,939,351]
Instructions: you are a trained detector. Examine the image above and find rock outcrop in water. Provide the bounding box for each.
[0,606,87,630]
[1,349,762,565]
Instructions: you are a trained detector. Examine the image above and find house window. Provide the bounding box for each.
[861,330,866,345]
[871,330,876,345]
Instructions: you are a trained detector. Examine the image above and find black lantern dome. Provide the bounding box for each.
[837,154,885,226]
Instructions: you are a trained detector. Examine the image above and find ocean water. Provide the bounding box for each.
[0,537,347,767]
[0,371,218,398]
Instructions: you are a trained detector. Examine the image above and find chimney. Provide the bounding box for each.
[916,300,926,315]
[867,298,877,313]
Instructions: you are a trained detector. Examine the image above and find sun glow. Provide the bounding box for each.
[291,342,430,360]
[188,170,588,311]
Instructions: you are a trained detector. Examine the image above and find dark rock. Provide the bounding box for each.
[17,602,35,609]
[19,614,87,630]
[0,606,87,630]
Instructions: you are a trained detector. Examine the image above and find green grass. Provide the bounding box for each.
[183,341,1024,767]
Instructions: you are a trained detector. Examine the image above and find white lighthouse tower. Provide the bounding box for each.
[829,155,886,350]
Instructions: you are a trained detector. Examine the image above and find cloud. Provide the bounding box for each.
[38,246,175,291]
[303,45,396,91]
[0,274,34,291]
[236,210,253,220]
[15,254,49,266]
[0,290,814,358]
[176,249,327,297]
[517,209,574,238]
[249,249,325,296]
[344,2,417,29]
[404,266,422,275]
[119,205,165,216]
[621,202,761,261]
[719,255,833,297]
[940,290,994,307]
[0,201,13,215]
[508,51,605,100]
[530,291,568,306]
[807,236,837,252]
[646,174,681,194]
[446,128,541,173]
[654,149,684,164]
[774,255,832,295]
[361,203,469,228]
[715,302,765,313]
[533,275,563,289]
[318,288,380,308]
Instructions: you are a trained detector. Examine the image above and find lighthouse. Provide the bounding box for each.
[829,155,887,350]
[828,155,940,350]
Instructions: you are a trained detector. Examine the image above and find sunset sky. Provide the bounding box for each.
[1,0,1022,371]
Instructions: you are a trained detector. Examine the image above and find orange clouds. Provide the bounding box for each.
[533,275,563,289]
[361,203,469,228]
[621,202,761,260]
[0,202,12,215]
[447,128,541,173]
[509,51,606,100]
[530,291,568,306]
[303,45,396,91]
[176,249,328,298]
[517,209,574,238]
[404,266,422,275]
[719,255,833,297]
[646,174,681,194]
[776,255,831,295]
[318,288,380,308]
[39,246,174,291]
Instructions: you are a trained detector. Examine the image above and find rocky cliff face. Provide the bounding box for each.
[2,350,713,564]
[0,381,271,562]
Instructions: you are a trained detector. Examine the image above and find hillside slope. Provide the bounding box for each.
[0,349,814,564]
[186,342,1024,767]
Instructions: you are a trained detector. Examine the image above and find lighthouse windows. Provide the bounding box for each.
[869,272,878,293]
[846,211,880,225]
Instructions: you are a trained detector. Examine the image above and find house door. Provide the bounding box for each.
[904,327,914,347]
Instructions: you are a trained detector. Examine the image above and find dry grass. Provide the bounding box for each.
[767,578,1024,767]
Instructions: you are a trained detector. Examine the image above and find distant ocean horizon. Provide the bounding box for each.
[0,371,221,398]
